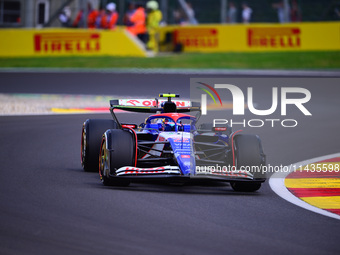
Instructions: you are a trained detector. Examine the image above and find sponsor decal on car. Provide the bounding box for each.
[119,99,191,108]
[116,166,181,176]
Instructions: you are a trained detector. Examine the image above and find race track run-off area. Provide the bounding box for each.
[270,154,340,220]
[0,71,339,255]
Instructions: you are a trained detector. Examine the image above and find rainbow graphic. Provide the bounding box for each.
[196,82,223,106]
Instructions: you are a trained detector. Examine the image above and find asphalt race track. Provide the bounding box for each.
[1,72,340,255]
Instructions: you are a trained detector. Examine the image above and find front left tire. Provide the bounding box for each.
[81,119,117,172]
[99,129,135,186]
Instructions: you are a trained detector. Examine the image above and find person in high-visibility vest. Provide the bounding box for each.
[101,3,119,30]
[72,3,99,29]
[87,7,99,29]
[146,1,162,51]
[126,4,147,41]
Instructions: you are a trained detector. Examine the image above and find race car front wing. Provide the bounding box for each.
[114,165,260,183]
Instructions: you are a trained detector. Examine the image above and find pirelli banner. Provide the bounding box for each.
[0,28,147,57]
[159,22,340,52]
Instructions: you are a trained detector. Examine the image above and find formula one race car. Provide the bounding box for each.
[81,94,266,192]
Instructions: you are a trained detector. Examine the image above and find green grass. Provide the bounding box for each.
[0,51,340,69]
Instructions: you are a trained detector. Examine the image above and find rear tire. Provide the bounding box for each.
[99,129,135,186]
[81,119,117,172]
[231,134,265,192]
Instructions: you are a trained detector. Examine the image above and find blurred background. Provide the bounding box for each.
[0,0,339,69]
[1,0,340,28]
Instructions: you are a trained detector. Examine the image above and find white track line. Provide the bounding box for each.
[269,153,340,220]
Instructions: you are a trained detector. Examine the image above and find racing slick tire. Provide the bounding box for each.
[230,134,266,192]
[99,129,135,186]
[230,181,262,192]
[81,119,118,172]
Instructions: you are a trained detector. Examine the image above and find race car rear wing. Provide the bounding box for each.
[110,94,201,113]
